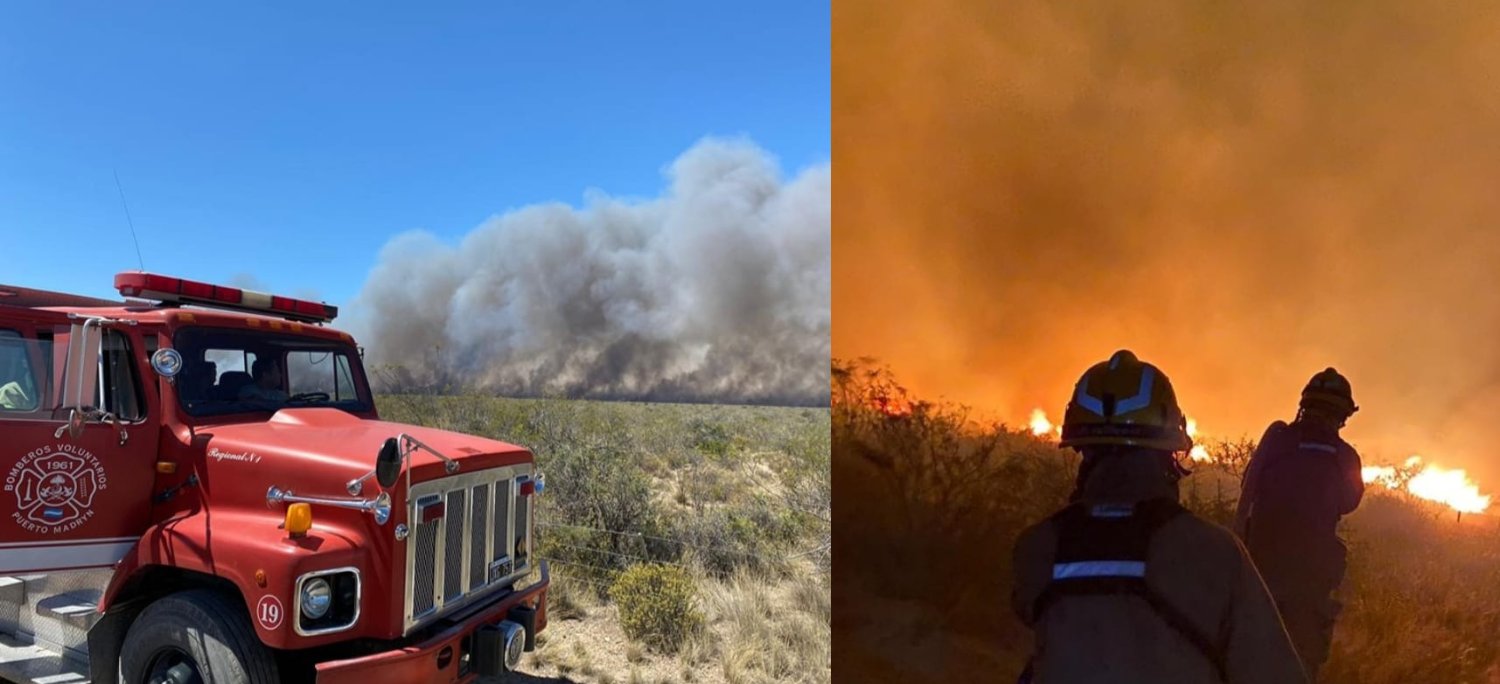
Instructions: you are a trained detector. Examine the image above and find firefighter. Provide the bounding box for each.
[1232,368,1364,681]
[238,356,288,402]
[1011,350,1306,684]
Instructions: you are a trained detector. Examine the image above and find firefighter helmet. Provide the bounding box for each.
[1300,367,1357,417]
[1059,350,1192,452]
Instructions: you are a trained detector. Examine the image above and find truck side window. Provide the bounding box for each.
[334,354,356,401]
[287,350,358,401]
[0,329,41,413]
[97,330,145,422]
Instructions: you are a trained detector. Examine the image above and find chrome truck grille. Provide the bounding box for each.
[404,464,534,632]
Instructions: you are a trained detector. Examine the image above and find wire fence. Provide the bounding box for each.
[542,540,694,570]
[542,561,621,593]
[534,519,830,601]
[536,526,810,582]
[543,557,629,577]
[537,520,826,562]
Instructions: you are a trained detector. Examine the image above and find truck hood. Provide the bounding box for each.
[193,408,532,507]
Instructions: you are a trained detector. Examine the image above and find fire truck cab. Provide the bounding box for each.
[0,273,549,684]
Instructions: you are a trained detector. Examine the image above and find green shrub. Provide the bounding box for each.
[610,563,705,653]
[689,417,737,459]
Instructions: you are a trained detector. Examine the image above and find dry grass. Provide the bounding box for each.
[380,394,830,684]
[703,568,832,684]
[548,572,597,622]
[833,357,1500,684]
[514,565,831,684]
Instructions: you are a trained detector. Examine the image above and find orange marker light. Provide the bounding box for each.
[285,503,313,537]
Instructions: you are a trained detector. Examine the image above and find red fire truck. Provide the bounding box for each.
[0,272,549,683]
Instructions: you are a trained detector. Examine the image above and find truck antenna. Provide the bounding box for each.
[113,169,146,271]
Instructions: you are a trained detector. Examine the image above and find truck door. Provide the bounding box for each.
[0,310,160,573]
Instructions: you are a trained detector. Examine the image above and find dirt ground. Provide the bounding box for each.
[502,602,724,684]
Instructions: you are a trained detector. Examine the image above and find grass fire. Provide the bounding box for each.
[1361,456,1491,516]
[833,0,1500,679]
[1018,406,1494,515]
[834,359,1500,684]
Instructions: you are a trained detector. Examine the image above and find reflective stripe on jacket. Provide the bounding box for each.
[1012,501,1308,684]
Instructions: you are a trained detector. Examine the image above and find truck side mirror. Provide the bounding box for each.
[376,438,402,489]
[60,321,102,412]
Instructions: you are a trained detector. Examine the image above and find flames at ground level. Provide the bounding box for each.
[1023,408,1491,515]
[1023,408,1211,462]
[1361,456,1491,515]
[853,392,1492,516]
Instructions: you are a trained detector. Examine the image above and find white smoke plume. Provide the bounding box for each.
[349,137,830,406]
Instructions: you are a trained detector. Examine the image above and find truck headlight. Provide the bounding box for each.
[301,578,332,619]
[295,568,361,636]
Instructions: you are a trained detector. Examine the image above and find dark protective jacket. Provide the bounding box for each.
[1011,455,1308,684]
[1234,419,1364,544]
[1232,419,1364,679]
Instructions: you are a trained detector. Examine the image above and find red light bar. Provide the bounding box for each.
[114,272,337,324]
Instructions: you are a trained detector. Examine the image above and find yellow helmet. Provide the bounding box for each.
[1059,350,1192,452]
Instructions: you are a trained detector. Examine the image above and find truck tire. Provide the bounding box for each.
[118,589,278,684]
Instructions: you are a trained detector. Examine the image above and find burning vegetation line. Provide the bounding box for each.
[1023,408,1491,515]
[1361,456,1492,515]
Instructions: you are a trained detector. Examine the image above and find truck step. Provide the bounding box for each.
[0,578,23,636]
[0,571,110,675]
[0,631,90,684]
[35,591,101,632]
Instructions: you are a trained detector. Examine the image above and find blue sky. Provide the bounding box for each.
[0,3,829,308]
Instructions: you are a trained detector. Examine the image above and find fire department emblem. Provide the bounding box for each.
[5,444,107,534]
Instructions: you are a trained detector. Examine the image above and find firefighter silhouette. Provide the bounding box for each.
[1012,350,1306,683]
[1234,368,1364,681]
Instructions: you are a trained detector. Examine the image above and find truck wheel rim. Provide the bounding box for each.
[145,647,203,684]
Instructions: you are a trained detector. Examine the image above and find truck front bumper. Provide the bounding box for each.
[315,560,549,684]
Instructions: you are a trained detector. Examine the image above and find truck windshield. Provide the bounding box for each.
[172,327,374,418]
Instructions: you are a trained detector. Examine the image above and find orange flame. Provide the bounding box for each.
[1029,408,1056,438]
[1184,417,1212,461]
[1364,455,1490,514]
[1361,465,1398,487]
[869,393,912,417]
[1010,405,1491,515]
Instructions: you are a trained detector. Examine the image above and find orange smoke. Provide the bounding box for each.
[832,0,1500,496]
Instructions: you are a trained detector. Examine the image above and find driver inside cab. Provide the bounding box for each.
[0,337,32,410]
[238,357,288,402]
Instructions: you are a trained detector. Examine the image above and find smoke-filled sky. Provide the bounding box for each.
[834,1,1500,484]
[350,137,830,407]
